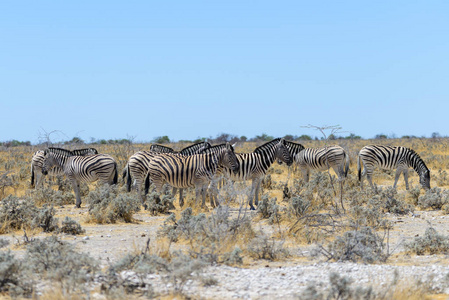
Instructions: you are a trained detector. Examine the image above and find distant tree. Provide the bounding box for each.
[64,137,84,145]
[251,133,274,142]
[297,135,312,141]
[283,134,296,141]
[374,134,388,139]
[152,136,170,144]
[432,132,441,139]
[344,133,361,140]
[239,136,247,142]
[1,140,31,147]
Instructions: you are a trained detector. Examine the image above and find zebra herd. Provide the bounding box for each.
[30,140,432,210]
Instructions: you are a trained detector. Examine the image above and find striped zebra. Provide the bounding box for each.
[144,142,239,208]
[31,147,98,188]
[41,148,117,208]
[357,145,431,190]
[294,145,350,182]
[150,144,175,153]
[205,138,293,210]
[276,140,306,167]
[124,142,211,206]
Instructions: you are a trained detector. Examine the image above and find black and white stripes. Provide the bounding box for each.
[144,143,239,208]
[294,145,350,182]
[42,148,117,207]
[357,145,431,190]
[31,147,98,188]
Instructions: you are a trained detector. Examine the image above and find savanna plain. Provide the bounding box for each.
[2,137,449,299]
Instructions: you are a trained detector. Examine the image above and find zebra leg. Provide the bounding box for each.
[254,177,262,207]
[209,180,219,208]
[366,172,375,190]
[393,168,402,189]
[36,173,44,189]
[179,188,184,208]
[71,180,82,208]
[403,168,410,190]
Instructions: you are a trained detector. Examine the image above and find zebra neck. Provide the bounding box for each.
[256,148,276,170]
[406,151,427,175]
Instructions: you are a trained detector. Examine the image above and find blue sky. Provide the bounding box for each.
[1,1,448,143]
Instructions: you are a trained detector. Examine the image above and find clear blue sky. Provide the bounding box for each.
[2,1,448,143]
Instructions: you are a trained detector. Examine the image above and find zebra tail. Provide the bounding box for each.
[144,172,150,195]
[357,154,362,181]
[344,152,350,178]
[31,165,35,187]
[113,163,118,185]
[126,163,132,192]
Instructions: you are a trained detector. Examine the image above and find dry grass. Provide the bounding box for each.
[1,138,449,298]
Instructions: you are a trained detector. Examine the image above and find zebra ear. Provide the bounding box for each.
[280,138,286,144]
[232,143,237,148]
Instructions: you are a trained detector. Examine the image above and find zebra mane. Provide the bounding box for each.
[254,138,283,154]
[405,147,429,172]
[46,147,74,157]
[180,142,212,155]
[72,148,98,156]
[201,143,234,154]
[150,144,175,153]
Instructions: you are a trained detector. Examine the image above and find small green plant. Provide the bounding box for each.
[144,184,175,215]
[405,226,449,255]
[0,250,34,297]
[316,226,390,263]
[0,195,38,233]
[247,230,289,261]
[257,194,282,224]
[59,217,85,235]
[29,187,75,206]
[87,185,141,223]
[25,236,98,293]
[31,204,59,233]
[418,187,449,210]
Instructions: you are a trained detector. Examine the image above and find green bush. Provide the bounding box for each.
[59,217,85,235]
[0,251,34,297]
[405,226,449,255]
[87,185,141,223]
[25,236,98,293]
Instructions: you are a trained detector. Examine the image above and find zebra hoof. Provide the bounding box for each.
[250,206,256,211]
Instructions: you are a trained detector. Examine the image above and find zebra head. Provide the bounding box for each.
[41,151,57,175]
[419,169,431,190]
[220,142,240,174]
[276,138,293,166]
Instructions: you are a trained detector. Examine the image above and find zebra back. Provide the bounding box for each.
[46,147,74,157]
[150,144,175,153]
[72,147,98,156]
[180,142,211,156]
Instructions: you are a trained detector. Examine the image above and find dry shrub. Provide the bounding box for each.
[25,236,98,293]
[86,184,141,224]
[405,226,449,255]
[158,206,253,264]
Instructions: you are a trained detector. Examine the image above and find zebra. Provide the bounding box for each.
[144,142,239,209]
[276,140,306,169]
[31,147,98,188]
[124,142,211,206]
[294,145,350,182]
[172,141,211,204]
[150,144,175,153]
[357,145,431,190]
[204,138,293,210]
[41,148,117,208]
